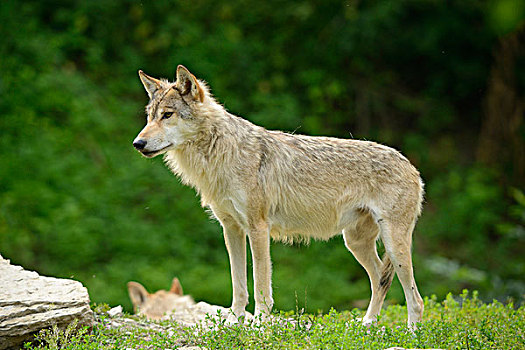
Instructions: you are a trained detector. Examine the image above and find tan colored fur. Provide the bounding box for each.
[133,66,425,326]
[127,277,194,320]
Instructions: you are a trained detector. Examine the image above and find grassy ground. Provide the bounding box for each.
[26,291,524,350]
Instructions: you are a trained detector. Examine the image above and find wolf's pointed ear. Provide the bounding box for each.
[169,277,183,295]
[127,281,149,310]
[138,70,161,98]
[175,65,205,103]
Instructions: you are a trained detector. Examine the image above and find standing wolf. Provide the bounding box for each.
[133,65,425,326]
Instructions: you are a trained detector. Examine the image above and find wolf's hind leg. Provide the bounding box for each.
[379,217,423,327]
[343,213,392,325]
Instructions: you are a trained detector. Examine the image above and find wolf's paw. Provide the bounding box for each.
[225,308,251,326]
[251,311,274,327]
[225,312,240,325]
[357,317,377,327]
[407,321,420,333]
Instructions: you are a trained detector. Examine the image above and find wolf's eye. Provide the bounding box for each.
[162,112,173,119]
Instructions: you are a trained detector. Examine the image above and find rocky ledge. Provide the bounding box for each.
[0,255,94,350]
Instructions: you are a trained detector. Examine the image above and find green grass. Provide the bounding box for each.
[25,291,524,350]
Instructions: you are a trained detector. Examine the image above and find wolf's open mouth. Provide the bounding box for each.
[142,150,158,156]
[141,145,172,157]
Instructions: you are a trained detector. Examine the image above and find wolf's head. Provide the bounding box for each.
[127,277,194,320]
[133,65,210,157]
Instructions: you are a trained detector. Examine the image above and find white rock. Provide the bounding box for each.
[0,255,94,349]
[162,301,252,328]
[107,305,123,318]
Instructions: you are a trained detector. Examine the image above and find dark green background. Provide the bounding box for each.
[1,0,524,313]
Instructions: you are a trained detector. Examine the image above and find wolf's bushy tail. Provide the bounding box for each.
[379,253,395,296]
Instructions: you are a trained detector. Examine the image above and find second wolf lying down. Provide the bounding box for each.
[128,278,194,320]
[133,65,425,327]
[127,278,235,323]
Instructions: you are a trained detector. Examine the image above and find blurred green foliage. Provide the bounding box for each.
[0,0,523,313]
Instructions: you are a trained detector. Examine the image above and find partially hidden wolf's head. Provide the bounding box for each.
[127,277,195,320]
[133,65,213,157]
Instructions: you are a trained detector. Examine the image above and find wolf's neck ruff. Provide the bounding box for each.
[164,110,255,208]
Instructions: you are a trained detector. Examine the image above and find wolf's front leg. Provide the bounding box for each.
[248,222,273,319]
[222,218,249,322]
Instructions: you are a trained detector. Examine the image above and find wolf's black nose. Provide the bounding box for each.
[133,139,147,150]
